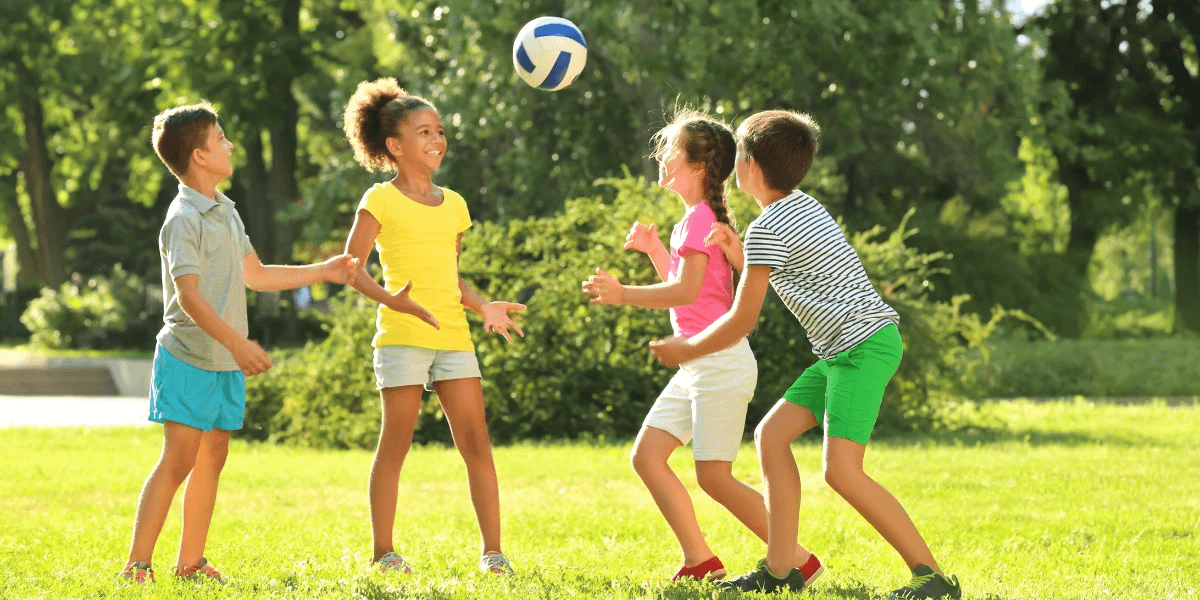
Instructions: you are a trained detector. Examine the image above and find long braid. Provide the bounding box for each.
[683,119,736,231]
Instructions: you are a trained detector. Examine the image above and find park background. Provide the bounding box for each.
[1,0,1198,598]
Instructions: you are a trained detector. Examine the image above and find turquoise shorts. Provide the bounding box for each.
[148,345,246,431]
[782,324,902,445]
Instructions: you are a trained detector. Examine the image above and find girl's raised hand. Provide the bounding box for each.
[388,280,440,330]
[705,222,744,271]
[581,268,625,306]
[623,221,661,254]
[480,301,526,343]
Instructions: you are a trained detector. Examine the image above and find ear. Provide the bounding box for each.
[385,136,403,158]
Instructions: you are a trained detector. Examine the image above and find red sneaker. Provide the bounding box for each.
[672,555,727,582]
[798,553,824,587]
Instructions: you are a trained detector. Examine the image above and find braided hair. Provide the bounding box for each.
[343,77,437,173]
[652,110,737,229]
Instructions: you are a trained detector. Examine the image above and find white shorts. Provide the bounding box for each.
[373,345,482,390]
[643,337,757,462]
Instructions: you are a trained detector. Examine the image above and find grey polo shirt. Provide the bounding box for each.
[156,184,256,372]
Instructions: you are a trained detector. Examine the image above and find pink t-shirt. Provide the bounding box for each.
[668,202,735,338]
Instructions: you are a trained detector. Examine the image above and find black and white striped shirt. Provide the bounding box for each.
[743,190,899,360]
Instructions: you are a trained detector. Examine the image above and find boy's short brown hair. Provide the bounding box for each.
[152,101,219,178]
[737,110,821,192]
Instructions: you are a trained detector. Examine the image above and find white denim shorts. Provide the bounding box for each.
[643,337,757,462]
[373,345,482,390]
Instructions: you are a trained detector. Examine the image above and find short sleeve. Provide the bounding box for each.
[456,192,472,233]
[677,206,718,258]
[744,222,788,269]
[232,211,256,258]
[358,184,388,226]
[161,212,202,279]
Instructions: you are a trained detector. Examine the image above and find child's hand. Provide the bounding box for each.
[232,338,273,376]
[388,280,440,330]
[623,221,661,254]
[480,301,526,342]
[705,223,743,269]
[648,335,692,368]
[581,268,625,306]
[323,254,359,285]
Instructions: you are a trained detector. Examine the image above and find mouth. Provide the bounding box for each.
[427,150,443,156]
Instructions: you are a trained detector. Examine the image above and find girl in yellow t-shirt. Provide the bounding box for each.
[341,77,525,577]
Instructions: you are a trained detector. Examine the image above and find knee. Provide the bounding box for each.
[456,429,493,464]
[755,421,786,454]
[823,465,860,494]
[629,443,662,476]
[695,467,732,498]
[205,443,229,470]
[161,453,198,483]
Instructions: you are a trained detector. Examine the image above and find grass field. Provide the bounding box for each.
[1,400,1196,599]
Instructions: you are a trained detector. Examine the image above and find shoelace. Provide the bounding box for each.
[481,553,511,574]
[900,572,937,590]
[376,553,412,573]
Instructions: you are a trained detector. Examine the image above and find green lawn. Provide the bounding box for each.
[1,400,1196,599]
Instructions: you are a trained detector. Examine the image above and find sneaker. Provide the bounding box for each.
[479,551,514,577]
[715,553,823,593]
[175,557,227,584]
[672,555,726,582]
[888,564,961,599]
[374,551,413,574]
[117,561,155,586]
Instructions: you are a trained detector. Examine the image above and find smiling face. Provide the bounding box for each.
[387,109,446,171]
[195,123,234,180]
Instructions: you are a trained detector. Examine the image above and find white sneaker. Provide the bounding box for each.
[374,552,413,574]
[479,552,514,576]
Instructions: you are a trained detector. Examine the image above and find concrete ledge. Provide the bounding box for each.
[0,349,152,397]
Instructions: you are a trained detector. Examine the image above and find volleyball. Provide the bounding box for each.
[512,17,587,91]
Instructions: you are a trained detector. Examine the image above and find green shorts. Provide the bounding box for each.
[782,324,902,445]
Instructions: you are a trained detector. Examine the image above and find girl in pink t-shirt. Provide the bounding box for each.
[583,111,816,583]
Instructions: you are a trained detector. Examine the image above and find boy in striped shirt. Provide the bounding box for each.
[649,110,961,599]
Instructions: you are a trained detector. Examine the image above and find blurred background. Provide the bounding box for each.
[1,0,1197,443]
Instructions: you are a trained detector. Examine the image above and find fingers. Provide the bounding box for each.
[421,310,440,330]
[398,280,414,294]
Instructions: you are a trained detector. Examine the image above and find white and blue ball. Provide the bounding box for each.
[512,16,587,91]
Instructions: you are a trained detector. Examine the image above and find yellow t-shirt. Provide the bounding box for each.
[358,182,473,351]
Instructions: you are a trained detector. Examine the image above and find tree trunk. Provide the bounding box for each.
[1174,201,1200,333]
[15,58,67,288]
[242,130,273,263]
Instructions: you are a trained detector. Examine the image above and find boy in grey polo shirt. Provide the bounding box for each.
[118,102,385,585]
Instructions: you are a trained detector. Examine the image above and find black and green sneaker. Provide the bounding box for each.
[713,563,809,594]
[888,564,961,599]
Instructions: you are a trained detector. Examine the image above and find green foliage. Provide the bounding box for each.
[980,337,1200,398]
[18,264,156,350]
[245,176,1020,447]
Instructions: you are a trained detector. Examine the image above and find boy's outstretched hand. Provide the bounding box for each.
[648,335,692,368]
[704,223,744,272]
[231,338,273,376]
[480,301,525,342]
[581,268,625,305]
[388,280,440,330]
[323,254,359,285]
[623,221,662,254]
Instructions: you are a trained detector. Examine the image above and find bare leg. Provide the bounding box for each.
[126,421,203,567]
[694,459,813,567]
[369,385,424,562]
[176,428,231,570]
[823,436,942,574]
[433,377,501,554]
[754,400,819,576]
[630,426,714,566]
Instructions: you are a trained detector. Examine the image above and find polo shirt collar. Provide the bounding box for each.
[178,183,233,213]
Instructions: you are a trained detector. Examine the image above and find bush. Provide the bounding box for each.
[19,265,158,350]
[243,175,1010,447]
[979,337,1200,398]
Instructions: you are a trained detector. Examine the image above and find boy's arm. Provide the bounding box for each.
[457,233,525,342]
[582,252,707,309]
[648,264,771,366]
[174,274,272,376]
[343,208,439,329]
[242,251,357,291]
